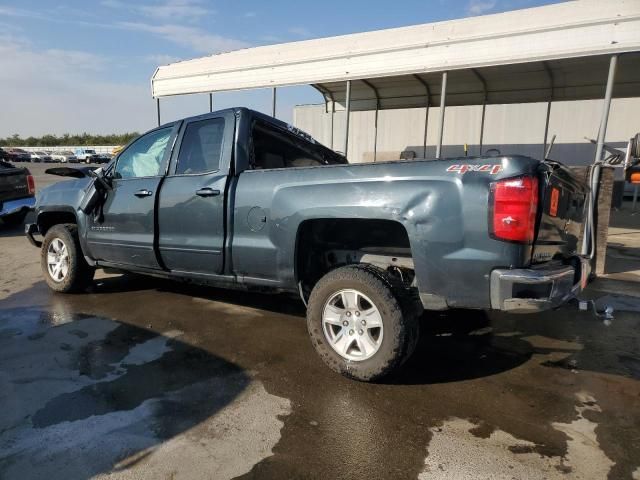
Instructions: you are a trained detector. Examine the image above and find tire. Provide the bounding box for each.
[41,224,94,293]
[2,210,27,226]
[306,265,420,382]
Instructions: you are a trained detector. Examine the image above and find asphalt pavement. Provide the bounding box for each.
[1,166,639,479]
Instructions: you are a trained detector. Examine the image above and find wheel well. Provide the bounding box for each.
[296,219,414,295]
[37,211,77,235]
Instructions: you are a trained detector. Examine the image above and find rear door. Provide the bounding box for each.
[86,125,177,268]
[532,161,588,263]
[157,112,234,275]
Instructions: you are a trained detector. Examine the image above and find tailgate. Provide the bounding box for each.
[0,163,30,203]
[531,161,588,263]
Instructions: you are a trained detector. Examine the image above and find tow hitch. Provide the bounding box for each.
[577,299,615,326]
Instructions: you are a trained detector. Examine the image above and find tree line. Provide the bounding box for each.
[0,132,140,147]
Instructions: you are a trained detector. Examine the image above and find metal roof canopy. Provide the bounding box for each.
[151,0,640,160]
[152,0,640,103]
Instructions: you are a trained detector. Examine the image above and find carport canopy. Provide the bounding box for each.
[151,0,640,158]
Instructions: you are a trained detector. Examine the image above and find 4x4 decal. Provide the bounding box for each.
[446,164,503,175]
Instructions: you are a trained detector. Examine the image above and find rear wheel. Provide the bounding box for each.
[306,265,420,382]
[41,224,94,293]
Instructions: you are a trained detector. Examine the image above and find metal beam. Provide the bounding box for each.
[156,98,161,127]
[344,80,352,158]
[362,79,380,162]
[472,69,488,155]
[542,61,555,159]
[209,93,213,113]
[271,87,277,117]
[413,74,431,158]
[594,55,618,163]
[435,71,448,159]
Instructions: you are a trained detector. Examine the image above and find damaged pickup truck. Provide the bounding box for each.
[26,108,592,381]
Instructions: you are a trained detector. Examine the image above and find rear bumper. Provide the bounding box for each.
[490,257,590,313]
[0,196,35,218]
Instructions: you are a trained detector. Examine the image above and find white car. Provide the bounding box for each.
[49,151,77,163]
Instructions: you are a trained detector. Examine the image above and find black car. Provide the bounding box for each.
[0,160,36,225]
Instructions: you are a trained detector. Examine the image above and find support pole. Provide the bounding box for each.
[344,80,352,158]
[594,55,618,163]
[435,72,448,159]
[413,75,431,158]
[362,80,380,162]
[472,69,488,155]
[330,99,335,150]
[156,98,161,127]
[271,87,277,117]
[543,101,552,158]
[542,62,554,159]
[209,93,213,113]
[581,54,618,258]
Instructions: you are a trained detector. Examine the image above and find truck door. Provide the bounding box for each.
[157,112,234,275]
[86,125,177,268]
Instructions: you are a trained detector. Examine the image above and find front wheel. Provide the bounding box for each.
[306,265,420,382]
[41,224,94,293]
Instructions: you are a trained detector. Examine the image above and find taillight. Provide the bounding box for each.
[27,174,36,195]
[489,175,538,243]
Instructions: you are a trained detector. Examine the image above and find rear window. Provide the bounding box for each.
[251,121,346,170]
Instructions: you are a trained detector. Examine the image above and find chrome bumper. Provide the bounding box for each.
[491,257,590,313]
[0,196,35,217]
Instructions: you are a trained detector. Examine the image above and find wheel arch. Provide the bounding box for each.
[36,207,78,235]
[294,217,413,295]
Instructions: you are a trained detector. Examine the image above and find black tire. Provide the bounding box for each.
[306,265,420,382]
[41,224,94,293]
[2,210,27,226]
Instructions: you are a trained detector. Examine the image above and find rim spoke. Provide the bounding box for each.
[324,305,344,325]
[333,331,352,354]
[341,290,358,310]
[360,332,378,354]
[47,253,57,264]
[363,308,383,327]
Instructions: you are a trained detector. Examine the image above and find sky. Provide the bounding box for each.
[0,0,562,137]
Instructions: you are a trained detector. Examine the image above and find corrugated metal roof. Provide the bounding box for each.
[151,0,640,108]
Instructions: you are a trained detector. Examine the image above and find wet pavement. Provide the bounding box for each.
[2,209,640,479]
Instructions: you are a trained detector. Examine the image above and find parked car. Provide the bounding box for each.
[74,148,99,164]
[95,153,112,164]
[50,151,77,163]
[27,108,591,381]
[30,151,53,163]
[4,148,30,162]
[1,160,35,225]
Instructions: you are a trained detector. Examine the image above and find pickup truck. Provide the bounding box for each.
[26,108,591,381]
[74,148,99,164]
[1,160,35,225]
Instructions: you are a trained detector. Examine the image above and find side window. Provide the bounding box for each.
[114,127,172,179]
[252,123,328,170]
[175,118,225,175]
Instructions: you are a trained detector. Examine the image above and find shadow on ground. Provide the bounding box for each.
[0,297,251,479]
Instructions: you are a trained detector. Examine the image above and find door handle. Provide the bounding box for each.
[196,188,220,197]
[134,189,153,197]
